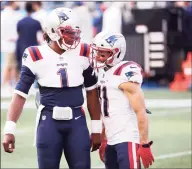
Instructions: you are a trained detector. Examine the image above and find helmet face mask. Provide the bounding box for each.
[89,45,118,69]
[56,26,81,49]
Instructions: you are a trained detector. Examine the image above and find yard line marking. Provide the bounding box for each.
[1,99,191,110]
[145,99,191,108]
[93,151,192,168]
[155,151,192,160]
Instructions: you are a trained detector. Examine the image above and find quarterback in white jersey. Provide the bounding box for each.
[2,8,102,169]
[90,32,154,169]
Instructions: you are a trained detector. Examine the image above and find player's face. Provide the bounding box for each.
[94,48,113,63]
[96,50,112,63]
[89,45,114,68]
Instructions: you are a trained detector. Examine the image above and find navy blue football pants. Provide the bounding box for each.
[36,107,91,169]
[105,142,141,169]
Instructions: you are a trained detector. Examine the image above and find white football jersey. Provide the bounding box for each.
[14,43,97,100]
[97,61,143,145]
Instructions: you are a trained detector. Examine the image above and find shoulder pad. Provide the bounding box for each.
[113,61,142,75]
[27,46,43,62]
[79,43,91,57]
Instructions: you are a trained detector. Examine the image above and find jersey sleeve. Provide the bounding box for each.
[83,65,97,91]
[79,43,98,91]
[14,48,36,98]
[22,48,36,73]
[114,62,143,88]
[123,64,143,84]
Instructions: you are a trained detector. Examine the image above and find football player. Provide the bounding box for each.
[2,8,102,169]
[90,32,154,169]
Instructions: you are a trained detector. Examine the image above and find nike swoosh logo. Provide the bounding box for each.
[75,116,81,120]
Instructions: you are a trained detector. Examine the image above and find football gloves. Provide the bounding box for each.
[146,109,152,114]
[137,141,154,168]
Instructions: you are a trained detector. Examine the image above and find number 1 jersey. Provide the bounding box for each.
[15,43,97,108]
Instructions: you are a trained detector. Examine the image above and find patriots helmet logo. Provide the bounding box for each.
[105,35,119,47]
[56,11,69,24]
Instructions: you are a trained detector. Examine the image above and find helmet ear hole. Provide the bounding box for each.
[117,51,121,58]
[51,28,55,33]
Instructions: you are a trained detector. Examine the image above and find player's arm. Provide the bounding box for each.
[83,65,101,124]
[5,64,36,124]
[99,122,107,162]
[2,49,36,153]
[83,65,102,151]
[119,82,149,144]
[86,87,101,123]
[118,65,154,168]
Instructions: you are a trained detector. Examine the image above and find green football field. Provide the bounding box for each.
[1,89,191,168]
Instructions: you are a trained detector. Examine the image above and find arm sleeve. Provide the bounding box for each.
[83,65,98,91]
[14,49,36,98]
[80,43,97,90]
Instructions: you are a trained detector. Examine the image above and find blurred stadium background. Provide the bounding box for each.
[1,1,191,168]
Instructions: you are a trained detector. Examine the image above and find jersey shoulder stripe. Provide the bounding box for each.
[113,61,142,75]
[80,43,90,57]
[28,46,43,62]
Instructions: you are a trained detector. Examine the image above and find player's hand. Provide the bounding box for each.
[99,139,107,163]
[91,133,101,152]
[137,141,154,168]
[2,134,15,153]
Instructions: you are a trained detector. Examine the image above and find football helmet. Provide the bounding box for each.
[90,32,126,68]
[43,7,81,50]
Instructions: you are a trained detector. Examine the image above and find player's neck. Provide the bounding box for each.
[49,43,66,55]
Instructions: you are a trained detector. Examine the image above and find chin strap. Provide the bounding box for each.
[56,39,71,51]
[56,40,65,50]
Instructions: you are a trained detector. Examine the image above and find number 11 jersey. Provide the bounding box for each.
[97,61,143,145]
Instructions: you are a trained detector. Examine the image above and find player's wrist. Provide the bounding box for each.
[91,120,102,133]
[4,121,16,135]
[140,136,149,144]
[140,140,149,145]
[140,140,153,147]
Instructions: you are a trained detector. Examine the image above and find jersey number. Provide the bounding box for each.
[98,86,109,117]
[57,68,68,87]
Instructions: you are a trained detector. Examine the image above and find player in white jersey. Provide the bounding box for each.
[2,8,102,169]
[89,32,154,169]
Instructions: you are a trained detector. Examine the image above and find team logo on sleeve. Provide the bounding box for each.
[105,35,119,47]
[125,71,137,80]
[22,53,28,60]
[56,10,69,24]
